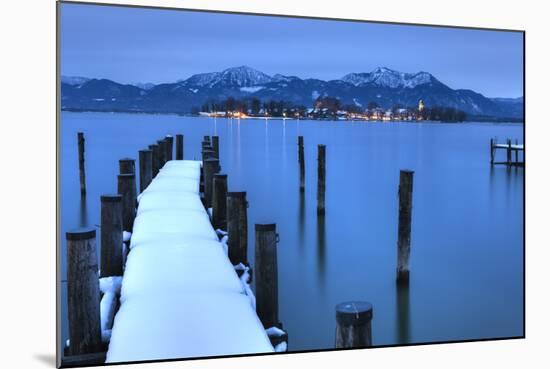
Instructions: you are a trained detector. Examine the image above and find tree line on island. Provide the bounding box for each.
[194,96,468,122]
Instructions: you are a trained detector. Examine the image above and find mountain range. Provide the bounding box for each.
[61,66,523,119]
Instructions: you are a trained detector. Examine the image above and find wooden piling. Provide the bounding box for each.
[227,192,248,265]
[506,139,512,166]
[203,157,220,208]
[490,138,495,165]
[515,139,519,163]
[255,223,280,329]
[148,144,160,177]
[199,141,211,194]
[396,170,414,285]
[119,158,135,175]
[100,195,123,277]
[317,144,326,215]
[298,136,305,192]
[202,147,216,161]
[175,134,184,160]
[66,228,102,355]
[203,135,211,144]
[139,149,153,193]
[157,139,167,170]
[165,135,173,161]
[117,173,137,233]
[212,174,228,231]
[212,135,220,159]
[77,132,86,195]
[335,301,373,348]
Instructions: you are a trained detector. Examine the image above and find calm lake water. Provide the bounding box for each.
[59,112,524,354]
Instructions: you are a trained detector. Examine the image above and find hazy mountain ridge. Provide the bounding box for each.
[61,66,523,119]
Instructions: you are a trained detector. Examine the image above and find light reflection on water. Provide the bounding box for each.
[60,112,524,354]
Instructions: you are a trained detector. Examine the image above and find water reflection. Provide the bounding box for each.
[490,164,523,206]
[298,191,305,249]
[316,214,326,287]
[282,119,287,171]
[236,118,241,171]
[264,119,269,170]
[60,113,525,351]
[79,195,89,227]
[298,191,306,257]
[396,285,411,344]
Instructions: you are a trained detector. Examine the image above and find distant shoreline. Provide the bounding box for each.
[60,108,524,124]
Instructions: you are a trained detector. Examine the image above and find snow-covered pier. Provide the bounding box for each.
[490,138,524,167]
[106,159,274,362]
[63,134,283,366]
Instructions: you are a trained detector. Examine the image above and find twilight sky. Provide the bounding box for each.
[60,3,524,98]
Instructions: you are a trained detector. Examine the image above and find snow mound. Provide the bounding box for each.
[107,293,273,362]
[120,240,244,303]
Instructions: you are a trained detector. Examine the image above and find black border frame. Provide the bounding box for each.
[56,1,526,367]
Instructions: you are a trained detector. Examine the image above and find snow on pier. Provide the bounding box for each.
[493,143,524,150]
[489,138,524,167]
[106,160,274,363]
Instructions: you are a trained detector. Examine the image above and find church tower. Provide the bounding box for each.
[418,99,425,112]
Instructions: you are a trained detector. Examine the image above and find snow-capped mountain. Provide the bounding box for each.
[180,66,272,88]
[342,67,434,89]
[61,76,90,86]
[180,72,220,88]
[60,66,523,119]
[216,66,272,87]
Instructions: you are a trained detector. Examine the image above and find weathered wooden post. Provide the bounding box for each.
[199,141,211,194]
[212,135,220,159]
[490,138,495,165]
[255,223,280,329]
[77,132,86,195]
[227,191,248,265]
[66,228,102,355]
[100,195,123,277]
[212,174,228,230]
[396,170,414,285]
[506,138,512,166]
[202,147,216,161]
[335,301,373,348]
[515,139,519,164]
[148,144,160,177]
[165,135,173,161]
[298,136,305,192]
[119,158,135,175]
[203,135,211,144]
[117,173,136,233]
[157,139,167,170]
[139,149,152,193]
[317,144,326,215]
[175,134,184,160]
[203,157,220,208]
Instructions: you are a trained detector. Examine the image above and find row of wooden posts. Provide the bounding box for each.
[297,135,414,348]
[66,133,183,361]
[201,135,288,347]
[67,131,414,357]
[297,135,413,285]
[297,136,326,214]
[67,132,290,359]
